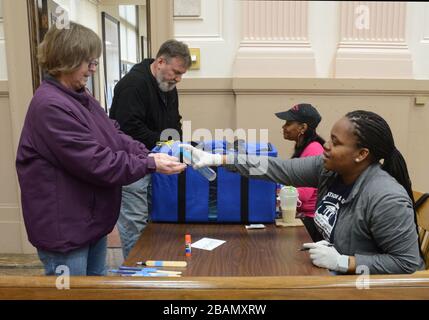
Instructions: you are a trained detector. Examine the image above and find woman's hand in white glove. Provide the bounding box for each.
[302,240,349,272]
[302,240,331,249]
[178,144,224,169]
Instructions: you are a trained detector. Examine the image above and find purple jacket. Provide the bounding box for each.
[16,78,156,253]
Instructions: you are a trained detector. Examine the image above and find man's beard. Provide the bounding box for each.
[156,74,177,92]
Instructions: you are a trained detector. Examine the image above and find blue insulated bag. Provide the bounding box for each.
[150,140,277,223]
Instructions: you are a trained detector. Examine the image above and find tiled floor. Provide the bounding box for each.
[0,253,44,276]
[0,227,124,276]
[0,249,124,276]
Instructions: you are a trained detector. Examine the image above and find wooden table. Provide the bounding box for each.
[124,223,329,276]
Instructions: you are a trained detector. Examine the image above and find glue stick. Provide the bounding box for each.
[185,234,192,257]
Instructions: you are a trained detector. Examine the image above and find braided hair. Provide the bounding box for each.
[292,127,325,159]
[346,110,413,201]
[345,110,421,245]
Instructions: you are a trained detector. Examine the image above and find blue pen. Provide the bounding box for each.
[130,271,158,277]
[131,271,151,277]
[119,266,144,271]
[109,269,136,275]
[120,266,160,273]
[131,271,180,277]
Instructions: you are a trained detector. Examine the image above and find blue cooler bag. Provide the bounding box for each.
[151,140,277,223]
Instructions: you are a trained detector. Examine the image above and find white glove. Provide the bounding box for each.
[302,240,331,249]
[178,144,223,169]
[302,241,349,272]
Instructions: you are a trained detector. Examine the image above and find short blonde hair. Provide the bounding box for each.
[38,22,102,76]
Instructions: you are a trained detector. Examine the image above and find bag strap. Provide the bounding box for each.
[415,193,429,210]
[240,176,249,224]
[177,151,186,223]
[208,167,218,222]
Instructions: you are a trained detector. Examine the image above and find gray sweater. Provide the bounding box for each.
[225,154,425,274]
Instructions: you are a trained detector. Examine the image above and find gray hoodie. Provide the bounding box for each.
[225,154,425,274]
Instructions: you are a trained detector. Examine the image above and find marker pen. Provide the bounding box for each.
[185,234,192,257]
[136,260,188,267]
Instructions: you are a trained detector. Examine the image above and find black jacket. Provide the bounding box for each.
[109,59,182,150]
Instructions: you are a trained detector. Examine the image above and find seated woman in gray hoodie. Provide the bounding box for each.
[180,110,425,274]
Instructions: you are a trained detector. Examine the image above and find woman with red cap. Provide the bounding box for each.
[275,103,325,239]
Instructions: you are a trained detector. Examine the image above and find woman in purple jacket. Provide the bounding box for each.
[15,22,186,276]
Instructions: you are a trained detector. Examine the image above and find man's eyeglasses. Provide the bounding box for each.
[88,60,99,68]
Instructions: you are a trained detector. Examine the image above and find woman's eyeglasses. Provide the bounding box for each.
[88,60,99,68]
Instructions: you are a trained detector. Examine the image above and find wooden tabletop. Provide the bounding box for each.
[124,223,329,276]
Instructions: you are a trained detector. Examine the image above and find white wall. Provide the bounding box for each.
[407,2,429,79]
[308,1,339,78]
[174,1,429,79]
[174,0,241,78]
[0,0,7,80]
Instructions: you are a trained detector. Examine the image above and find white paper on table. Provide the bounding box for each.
[245,224,266,229]
[191,237,226,251]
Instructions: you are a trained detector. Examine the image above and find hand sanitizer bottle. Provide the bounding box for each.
[179,146,217,182]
